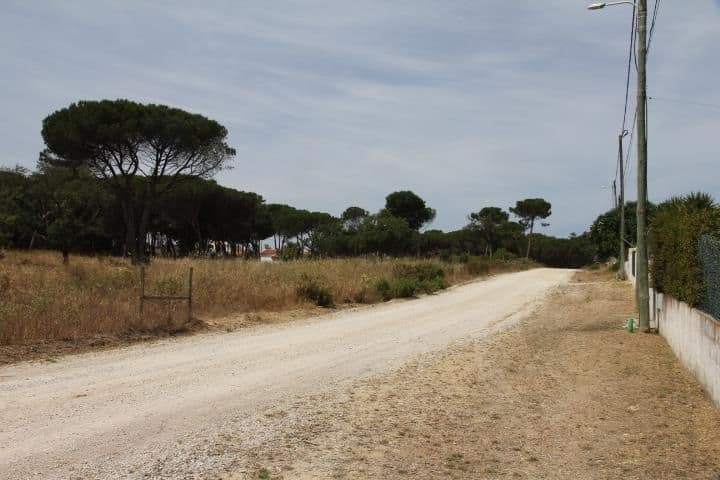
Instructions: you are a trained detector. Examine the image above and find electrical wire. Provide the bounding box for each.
[624,109,637,179]
[649,96,720,110]
[621,4,637,134]
[647,0,661,54]
[613,3,637,203]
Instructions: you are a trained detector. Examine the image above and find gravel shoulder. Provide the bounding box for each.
[224,270,720,480]
[0,268,570,479]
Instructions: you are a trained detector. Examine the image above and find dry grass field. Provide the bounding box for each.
[0,250,533,349]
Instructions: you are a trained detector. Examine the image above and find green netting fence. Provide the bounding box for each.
[698,235,720,320]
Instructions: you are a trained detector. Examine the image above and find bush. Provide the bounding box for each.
[296,274,334,308]
[393,263,446,282]
[419,276,449,293]
[492,248,516,261]
[393,278,419,298]
[648,192,720,307]
[375,262,449,301]
[465,258,491,276]
[375,278,393,301]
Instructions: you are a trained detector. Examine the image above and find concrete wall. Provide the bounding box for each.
[625,247,720,407]
[656,293,720,407]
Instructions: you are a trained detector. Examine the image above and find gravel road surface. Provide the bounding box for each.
[0,268,572,479]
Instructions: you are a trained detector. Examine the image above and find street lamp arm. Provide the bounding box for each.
[587,1,636,10]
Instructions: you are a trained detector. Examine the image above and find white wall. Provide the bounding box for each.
[626,248,720,407]
[656,293,720,407]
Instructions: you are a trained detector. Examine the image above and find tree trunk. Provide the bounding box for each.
[136,203,153,265]
[61,247,69,264]
[525,219,535,259]
[126,214,138,264]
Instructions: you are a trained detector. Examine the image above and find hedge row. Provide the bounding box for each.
[648,192,720,308]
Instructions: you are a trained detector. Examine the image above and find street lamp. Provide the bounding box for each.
[588,0,651,331]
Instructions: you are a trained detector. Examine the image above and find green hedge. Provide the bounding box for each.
[648,193,720,308]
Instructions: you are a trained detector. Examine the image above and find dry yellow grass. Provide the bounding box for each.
[0,250,533,345]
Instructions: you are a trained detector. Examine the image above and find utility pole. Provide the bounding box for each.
[618,131,627,280]
[635,0,650,330]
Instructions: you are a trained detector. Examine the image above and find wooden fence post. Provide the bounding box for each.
[140,266,145,315]
[188,267,193,323]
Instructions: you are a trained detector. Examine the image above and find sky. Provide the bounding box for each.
[1,1,719,236]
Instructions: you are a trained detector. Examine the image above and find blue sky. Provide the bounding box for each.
[1,1,718,236]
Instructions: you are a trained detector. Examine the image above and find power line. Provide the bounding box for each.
[649,96,720,110]
[621,4,637,134]
[624,109,637,179]
[647,0,661,54]
[613,3,637,202]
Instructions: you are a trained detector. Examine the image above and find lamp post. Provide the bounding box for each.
[588,0,650,330]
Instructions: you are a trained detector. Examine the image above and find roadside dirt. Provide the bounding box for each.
[226,271,720,479]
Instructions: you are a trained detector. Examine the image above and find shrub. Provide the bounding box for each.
[465,258,491,276]
[296,274,335,308]
[393,278,419,298]
[375,262,449,301]
[393,263,445,282]
[492,248,516,261]
[419,276,449,293]
[648,192,720,307]
[375,278,393,301]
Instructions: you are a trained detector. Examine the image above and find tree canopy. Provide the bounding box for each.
[384,190,436,231]
[510,198,552,258]
[2,100,596,268]
[41,99,235,263]
[466,207,511,256]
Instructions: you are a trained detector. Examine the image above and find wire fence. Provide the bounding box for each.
[698,235,720,321]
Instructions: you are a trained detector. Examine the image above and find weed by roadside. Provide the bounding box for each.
[296,274,334,308]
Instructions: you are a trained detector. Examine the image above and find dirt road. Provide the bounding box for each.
[0,268,572,479]
[229,270,720,480]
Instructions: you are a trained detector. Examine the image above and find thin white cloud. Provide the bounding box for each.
[1,1,718,235]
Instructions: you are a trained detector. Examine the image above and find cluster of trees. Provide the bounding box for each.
[1,161,596,267]
[1,98,599,267]
[588,201,657,261]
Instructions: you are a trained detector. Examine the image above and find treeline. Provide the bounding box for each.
[0,98,597,267]
[0,163,598,266]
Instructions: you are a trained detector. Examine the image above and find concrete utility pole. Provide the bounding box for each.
[635,0,650,330]
[587,0,650,328]
[618,131,627,280]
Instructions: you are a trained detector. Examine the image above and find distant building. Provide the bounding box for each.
[260,248,280,262]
